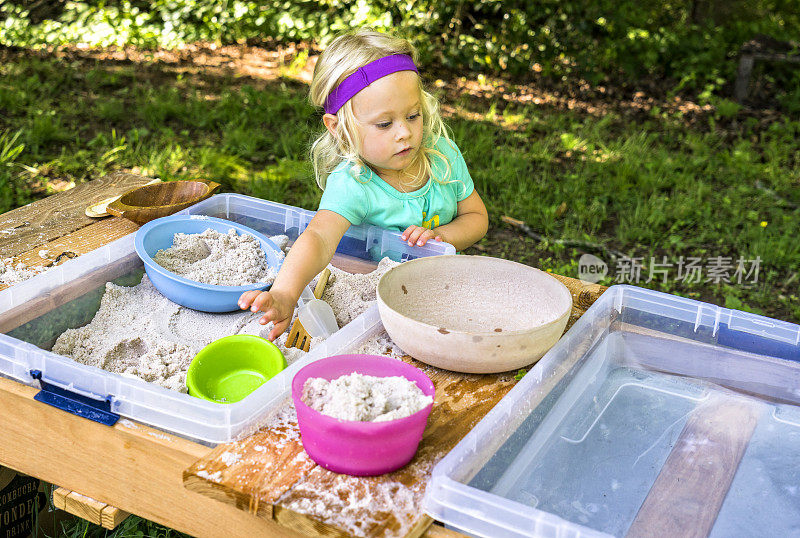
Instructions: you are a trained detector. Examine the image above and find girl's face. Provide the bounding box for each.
[350,71,423,181]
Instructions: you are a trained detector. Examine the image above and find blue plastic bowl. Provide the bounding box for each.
[134,215,284,312]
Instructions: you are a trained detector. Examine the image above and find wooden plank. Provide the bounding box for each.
[404,515,435,538]
[422,524,465,538]
[328,252,380,275]
[0,217,140,293]
[182,405,315,520]
[14,217,139,269]
[272,504,357,537]
[64,491,108,526]
[0,172,154,258]
[626,396,761,538]
[52,487,69,511]
[619,325,800,406]
[285,236,379,276]
[100,503,131,530]
[54,487,131,530]
[185,357,519,537]
[548,272,607,311]
[0,376,305,538]
[735,54,755,102]
[751,52,800,62]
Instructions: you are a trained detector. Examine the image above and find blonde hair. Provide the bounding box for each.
[309,29,454,191]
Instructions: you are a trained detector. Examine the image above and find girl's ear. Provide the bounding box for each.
[322,114,339,137]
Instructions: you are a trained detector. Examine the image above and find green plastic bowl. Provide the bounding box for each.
[186,335,287,403]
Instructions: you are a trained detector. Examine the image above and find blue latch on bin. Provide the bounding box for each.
[30,370,119,426]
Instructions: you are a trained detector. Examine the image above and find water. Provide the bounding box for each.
[487,366,704,535]
[710,405,800,537]
[477,352,800,537]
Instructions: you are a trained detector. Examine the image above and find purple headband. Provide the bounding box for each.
[324,54,418,115]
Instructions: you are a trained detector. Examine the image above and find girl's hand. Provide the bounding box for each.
[238,289,297,341]
[401,225,443,247]
[236,210,350,341]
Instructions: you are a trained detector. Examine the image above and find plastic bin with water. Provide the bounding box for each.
[424,285,800,538]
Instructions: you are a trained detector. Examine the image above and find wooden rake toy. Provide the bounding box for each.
[286,268,332,352]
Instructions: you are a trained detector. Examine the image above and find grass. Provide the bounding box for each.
[2,49,799,326]
[0,129,37,211]
[0,44,798,536]
[58,515,190,538]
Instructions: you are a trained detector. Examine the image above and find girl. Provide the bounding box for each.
[239,29,489,340]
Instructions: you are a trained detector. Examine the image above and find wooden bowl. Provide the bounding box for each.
[377,255,572,373]
[107,180,221,225]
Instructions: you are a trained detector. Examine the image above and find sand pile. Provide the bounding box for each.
[152,228,281,286]
[302,373,432,422]
[0,258,44,287]
[321,258,397,327]
[52,274,307,392]
[52,247,403,392]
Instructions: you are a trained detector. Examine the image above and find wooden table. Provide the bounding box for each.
[0,175,606,537]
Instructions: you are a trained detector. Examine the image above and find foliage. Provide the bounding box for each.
[2,1,799,97]
[0,130,36,213]
[1,52,798,322]
[60,514,190,538]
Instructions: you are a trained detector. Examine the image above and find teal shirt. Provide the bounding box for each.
[318,138,474,231]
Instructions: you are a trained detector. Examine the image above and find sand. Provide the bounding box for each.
[152,228,281,286]
[321,257,397,327]
[52,246,402,392]
[302,373,432,422]
[52,274,306,392]
[0,258,45,287]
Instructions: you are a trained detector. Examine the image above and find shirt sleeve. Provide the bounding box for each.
[317,169,369,226]
[439,139,475,202]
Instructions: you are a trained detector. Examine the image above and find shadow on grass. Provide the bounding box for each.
[1,45,318,209]
[1,45,799,324]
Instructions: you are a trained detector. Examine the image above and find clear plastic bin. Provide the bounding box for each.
[423,285,800,538]
[179,193,456,262]
[0,194,453,444]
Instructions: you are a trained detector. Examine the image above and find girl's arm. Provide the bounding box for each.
[433,190,489,250]
[402,191,488,251]
[239,210,351,340]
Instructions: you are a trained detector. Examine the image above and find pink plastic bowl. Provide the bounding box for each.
[291,354,436,476]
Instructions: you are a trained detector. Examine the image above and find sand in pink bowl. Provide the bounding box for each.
[291,354,435,476]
